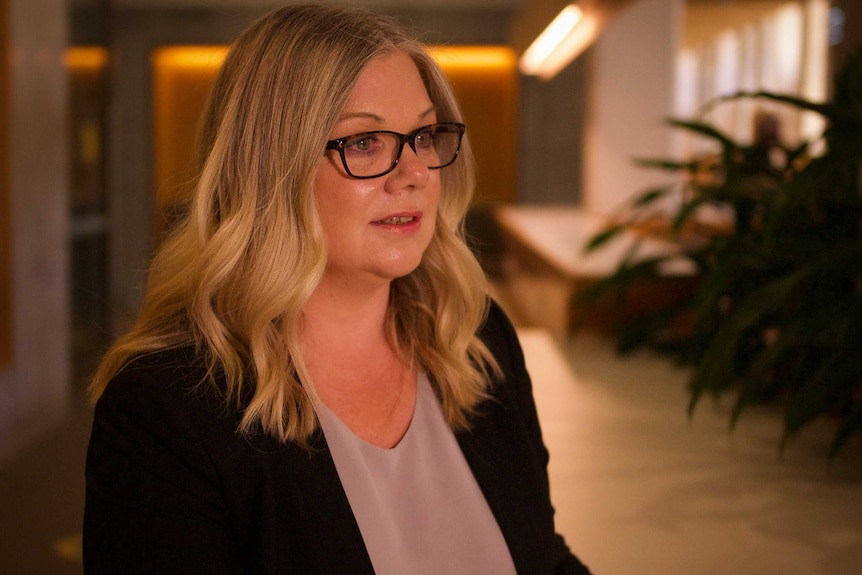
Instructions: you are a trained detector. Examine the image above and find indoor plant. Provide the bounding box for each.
[582,50,862,460]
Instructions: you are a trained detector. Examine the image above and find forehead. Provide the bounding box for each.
[339,51,434,121]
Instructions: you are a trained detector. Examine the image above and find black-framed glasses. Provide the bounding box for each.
[325,122,466,179]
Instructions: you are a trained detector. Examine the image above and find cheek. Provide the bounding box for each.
[314,164,375,239]
[427,178,442,226]
[313,177,349,254]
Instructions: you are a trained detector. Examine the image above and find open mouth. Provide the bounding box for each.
[374,216,416,225]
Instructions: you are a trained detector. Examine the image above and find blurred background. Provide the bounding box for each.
[2,0,861,573]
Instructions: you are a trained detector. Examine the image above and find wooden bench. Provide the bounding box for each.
[494,206,697,339]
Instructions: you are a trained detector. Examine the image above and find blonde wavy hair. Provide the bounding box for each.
[91,4,499,446]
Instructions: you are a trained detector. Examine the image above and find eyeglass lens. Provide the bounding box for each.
[341,124,462,178]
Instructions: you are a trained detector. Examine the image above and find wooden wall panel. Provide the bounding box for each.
[433,46,519,205]
[151,46,226,235]
[1,0,11,367]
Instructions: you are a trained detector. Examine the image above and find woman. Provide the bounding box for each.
[83,4,592,574]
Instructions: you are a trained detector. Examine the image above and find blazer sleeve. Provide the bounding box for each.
[83,358,244,574]
[481,301,593,575]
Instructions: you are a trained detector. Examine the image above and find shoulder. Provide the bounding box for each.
[97,347,214,411]
[477,299,526,381]
[478,298,517,341]
[92,347,244,452]
[86,349,268,572]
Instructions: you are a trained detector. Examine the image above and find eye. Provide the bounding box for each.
[344,136,373,152]
[414,127,435,149]
[344,134,380,155]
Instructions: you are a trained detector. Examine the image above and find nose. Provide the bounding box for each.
[385,141,430,192]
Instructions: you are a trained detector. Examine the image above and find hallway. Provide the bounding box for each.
[1,327,861,574]
[0,401,90,574]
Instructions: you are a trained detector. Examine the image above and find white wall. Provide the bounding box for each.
[583,0,682,215]
[674,0,830,156]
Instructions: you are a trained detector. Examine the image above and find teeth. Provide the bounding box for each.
[379,216,414,225]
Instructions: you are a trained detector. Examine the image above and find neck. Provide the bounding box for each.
[301,275,392,349]
[300,276,415,436]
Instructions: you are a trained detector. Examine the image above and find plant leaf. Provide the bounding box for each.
[708,90,837,118]
[635,158,700,172]
[729,324,799,429]
[689,268,811,415]
[583,223,627,252]
[630,186,674,208]
[830,405,862,461]
[667,118,739,149]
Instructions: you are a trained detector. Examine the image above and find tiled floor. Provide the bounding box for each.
[522,328,862,575]
[2,327,861,574]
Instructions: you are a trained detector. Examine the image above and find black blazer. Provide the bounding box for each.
[84,302,592,574]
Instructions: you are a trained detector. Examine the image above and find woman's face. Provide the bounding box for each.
[314,50,441,290]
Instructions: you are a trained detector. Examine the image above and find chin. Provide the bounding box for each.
[379,253,424,281]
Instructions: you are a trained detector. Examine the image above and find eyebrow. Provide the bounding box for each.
[336,105,438,125]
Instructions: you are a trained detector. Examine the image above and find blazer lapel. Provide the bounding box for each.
[457,412,534,574]
[282,431,377,575]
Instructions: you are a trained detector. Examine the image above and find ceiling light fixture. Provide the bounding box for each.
[520,3,595,80]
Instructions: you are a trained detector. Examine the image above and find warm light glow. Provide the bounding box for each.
[65,46,108,70]
[520,4,588,80]
[151,46,229,221]
[429,45,519,204]
[151,46,228,72]
[149,45,516,77]
[431,46,516,71]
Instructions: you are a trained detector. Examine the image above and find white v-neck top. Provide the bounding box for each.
[315,373,517,575]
